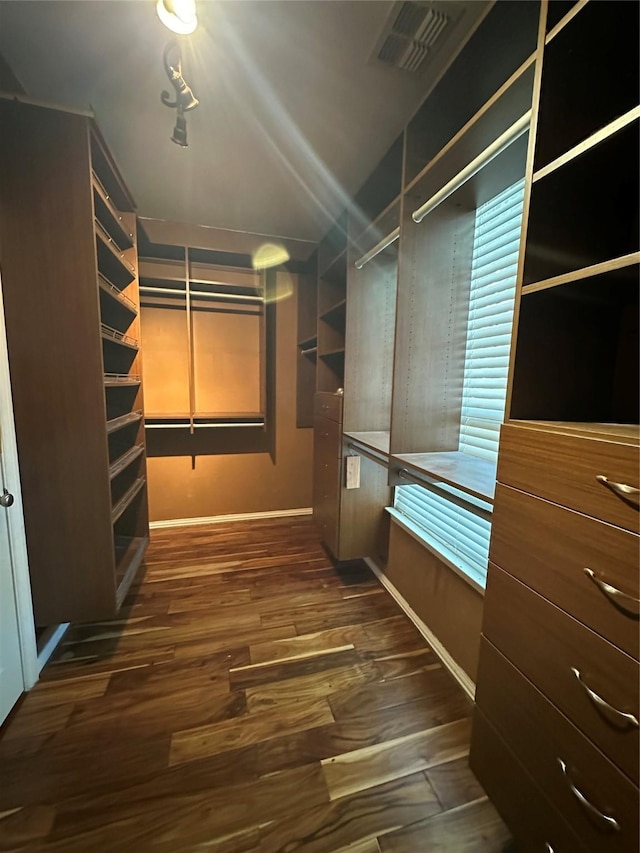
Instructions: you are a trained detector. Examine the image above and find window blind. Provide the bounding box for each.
[459,178,525,460]
[393,178,525,588]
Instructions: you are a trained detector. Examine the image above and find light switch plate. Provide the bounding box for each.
[345,455,361,489]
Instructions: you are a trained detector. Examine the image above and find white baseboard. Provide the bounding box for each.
[150,507,313,530]
[365,557,476,701]
[36,623,70,674]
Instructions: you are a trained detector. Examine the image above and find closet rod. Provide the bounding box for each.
[140,285,263,303]
[397,468,492,521]
[354,227,400,270]
[411,111,531,224]
[144,421,264,429]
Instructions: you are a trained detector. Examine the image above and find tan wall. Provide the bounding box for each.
[383,519,484,681]
[146,274,313,521]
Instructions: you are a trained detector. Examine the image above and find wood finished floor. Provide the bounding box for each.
[0,517,511,852]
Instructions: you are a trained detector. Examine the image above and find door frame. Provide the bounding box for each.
[0,269,38,691]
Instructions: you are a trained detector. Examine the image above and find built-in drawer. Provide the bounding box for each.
[498,423,639,532]
[476,639,639,852]
[470,709,590,853]
[314,392,343,424]
[490,484,639,661]
[484,565,639,785]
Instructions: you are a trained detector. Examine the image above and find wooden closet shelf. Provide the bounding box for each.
[521,252,640,295]
[96,230,136,291]
[104,373,141,387]
[106,410,143,434]
[344,430,391,457]
[320,299,346,324]
[98,274,137,315]
[92,174,134,251]
[392,450,497,504]
[95,222,136,274]
[298,334,317,350]
[300,347,318,358]
[101,323,139,350]
[111,477,146,524]
[109,444,144,481]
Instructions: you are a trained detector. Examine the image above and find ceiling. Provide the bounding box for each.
[0,1,488,242]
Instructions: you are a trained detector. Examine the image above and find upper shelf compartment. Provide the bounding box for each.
[523,121,639,287]
[534,0,639,172]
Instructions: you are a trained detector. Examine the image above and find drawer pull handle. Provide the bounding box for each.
[583,568,640,616]
[557,758,620,832]
[571,667,639,728]
[545,845,554,853]
[595,475,640,508]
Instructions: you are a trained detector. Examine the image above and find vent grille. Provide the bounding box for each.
[374,2,453,75]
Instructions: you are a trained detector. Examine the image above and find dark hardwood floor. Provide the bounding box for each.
[0,517,510,851]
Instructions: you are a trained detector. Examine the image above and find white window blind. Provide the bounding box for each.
[394,178,525,588]
[459,178,525,460]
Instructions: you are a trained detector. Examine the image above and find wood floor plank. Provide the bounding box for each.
[249,625,364,665]
[257,772,441,853]
[246,662,379,714]
[321,718,471,801]
[425,756,487,811]
[229,647,362,691]
[169,698,335,766]
[378,796,511,852]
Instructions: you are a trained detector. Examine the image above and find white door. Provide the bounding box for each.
[0,471,23,724]
[0,267,37,726]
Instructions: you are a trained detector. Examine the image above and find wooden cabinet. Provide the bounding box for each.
[0,98,149,625]
[470,2,640,848]
[312,393,343,556]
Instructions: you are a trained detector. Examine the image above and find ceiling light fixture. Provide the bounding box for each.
[161,40,199,147]
[156,0,198,35]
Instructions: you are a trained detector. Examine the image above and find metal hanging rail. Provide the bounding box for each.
[397,467,493,521]
[354,227,400,270]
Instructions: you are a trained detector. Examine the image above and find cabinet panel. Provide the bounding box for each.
[470,709,589,853]
[490,484,639,660]
[476,639,639,852]
[312,414,341,556]
[498,423,639,532]
[483,565,639,784]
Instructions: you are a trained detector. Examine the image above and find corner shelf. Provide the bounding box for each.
[114,535,148,608]
[98,273,137,315]
[104,373,141,387]
[95,225,136,291]
[320,299,346,326]
[101,323,139,350]
[108,444,145,481]
[106,410,143,434]
[93,174,134,252]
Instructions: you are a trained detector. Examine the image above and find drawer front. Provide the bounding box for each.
[498,424,639,532]
[470,709,590,853]
[490,483,639,660]
[484,565,639,784]
[476,639,639,852]
[314,392,343,424]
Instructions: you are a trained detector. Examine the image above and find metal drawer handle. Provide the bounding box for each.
[596,475,640,508]
[583,568,640,616]
[557,758,620,832]
[570,667,639,728]
[545,845,554,853]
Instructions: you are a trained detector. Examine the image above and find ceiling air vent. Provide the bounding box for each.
[372,2,462,75]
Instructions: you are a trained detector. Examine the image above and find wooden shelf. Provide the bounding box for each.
[106,410,143,434]
[108,444,144,481]
[96,226,136,291]
[104,373,141,387]
[298,334,317,350]
[344,430,390,457]
[98,273,137,315]
[320,299,346,326]
[101,323,138,350]
[111,476,146,524]
[544,0,582,38]
[319,247,347,283]
[300,347,317,359]
[392,450,497,504]
[521,252,640,295]
[319,347,345,359]
[93,174,134,251]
